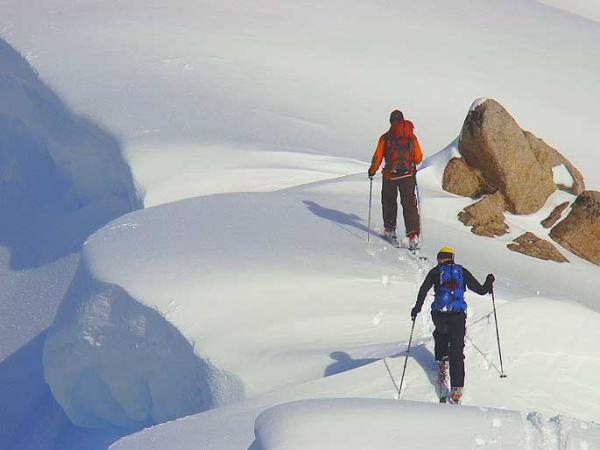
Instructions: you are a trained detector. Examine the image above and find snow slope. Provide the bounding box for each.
[1,0,599,448]
[43,145,600,446]
[1,0,600,188]
[538,0,600,23]
[0,37,139,449]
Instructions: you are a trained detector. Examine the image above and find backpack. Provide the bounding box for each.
[432,264,467,312]
[383,133,414,177]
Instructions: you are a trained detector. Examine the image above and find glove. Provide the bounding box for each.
[411,305,421,320]
[368,168,375,179]
[485,274,495,292]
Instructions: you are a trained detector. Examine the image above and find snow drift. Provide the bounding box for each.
[44,261,244,430]
[250,398,600,450]
[0,37,141,449]
[0,37,141,269]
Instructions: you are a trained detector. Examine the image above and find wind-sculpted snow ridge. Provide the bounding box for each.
[0,38,141,270]
[0,37,142,449]
[44,261,244,431]
[250,398,600,450]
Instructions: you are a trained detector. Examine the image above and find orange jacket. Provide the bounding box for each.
[368,120,423,179]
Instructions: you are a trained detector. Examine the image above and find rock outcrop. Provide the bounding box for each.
[550,191,600,265]
[458,99,557,214]
[525,132,585,195]
[507,232,568,263]
[442,157,485,198]
[458,192,508,237]
[440,98,595,264]
[541,202,570,229]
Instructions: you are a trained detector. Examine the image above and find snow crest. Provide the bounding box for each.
[43,262,244,430]
[250,399,600,450]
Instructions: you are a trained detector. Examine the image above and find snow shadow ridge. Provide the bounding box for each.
[0,331,129,450]
[43,262,245,433]
[0,38,142,269]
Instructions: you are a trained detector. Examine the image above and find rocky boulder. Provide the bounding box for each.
[541,202,570,229]
[507,232,568,263]
[458,99,556,214]
[442,157,485,198]
[550,191,600,265]
[458,192,509,237]
[525,131,585,195]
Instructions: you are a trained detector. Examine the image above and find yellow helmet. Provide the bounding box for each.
[437,247,455,262]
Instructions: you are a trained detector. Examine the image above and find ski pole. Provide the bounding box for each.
[367,177,373,242]
[415,174,423,245]
[491,286,507,378]
[413,165,423,246]
[397,317,416,397]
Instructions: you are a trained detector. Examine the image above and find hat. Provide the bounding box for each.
[437,247,455,263]
[389,110,404,124]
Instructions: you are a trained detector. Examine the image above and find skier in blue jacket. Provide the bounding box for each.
[411,247,494,403]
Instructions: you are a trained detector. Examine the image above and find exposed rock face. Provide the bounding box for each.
[458,192,508,237]
[458,99,556,214]
[550,191,600,265]
[525,131,585,195]
[442,157,484,198]
[541,202,570,229]
[507,232,568,263]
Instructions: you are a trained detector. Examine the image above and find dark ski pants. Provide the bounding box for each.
[381,176,420,235]
[431,311,466,388]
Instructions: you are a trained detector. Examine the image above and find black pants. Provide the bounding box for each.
[431,311,466,388]
[381,176,420,235]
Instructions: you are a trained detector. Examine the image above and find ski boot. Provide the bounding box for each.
[383,229,399,247]
[437,360,449,402]
[407,231,421,252]
[448,387,463,404]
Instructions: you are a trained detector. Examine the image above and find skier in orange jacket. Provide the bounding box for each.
[368,109,423,249]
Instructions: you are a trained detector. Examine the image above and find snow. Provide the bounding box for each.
[0,35,139,450]
[47,148,599,447]
[250,399,600,450]
[469,98,489,112]
[2,0,600,188]
[552,164,575,189]
[1,0,600,448]
[538,0,600,23]
[129,144,366,207]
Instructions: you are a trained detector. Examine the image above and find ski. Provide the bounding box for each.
[407,248,428,262]
[378,232,400,248]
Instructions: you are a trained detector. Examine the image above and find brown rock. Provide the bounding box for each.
[459,99,556,214]
[550,191,600,265]
[507,232,568,263]
[442,157,484,198]
[541,202,570,229]
[525,131,585,195]
[458,192,509,237]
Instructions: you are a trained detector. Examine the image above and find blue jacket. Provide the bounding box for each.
[414,262,492,314]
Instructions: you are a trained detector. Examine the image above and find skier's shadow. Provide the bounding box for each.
[385,341,439,394]
[395,342,439,392]
[303,200,370,239]
[324,351,378,377]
